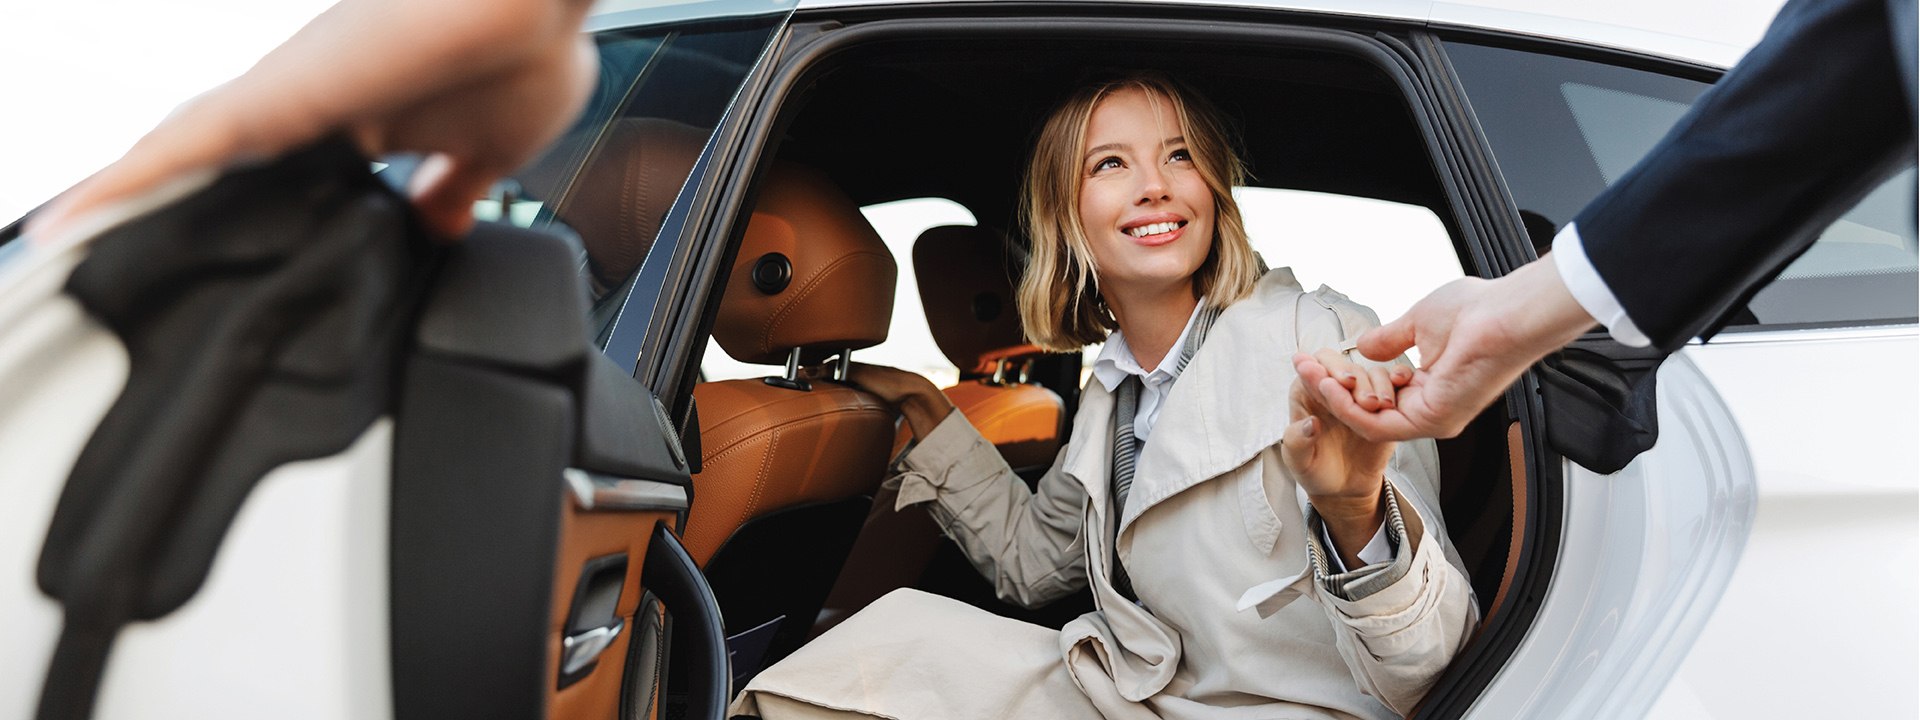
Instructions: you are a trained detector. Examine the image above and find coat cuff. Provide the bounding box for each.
[1304,478,1415,601]
[885,408,993,511]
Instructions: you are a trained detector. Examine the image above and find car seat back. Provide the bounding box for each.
[686,160,898,679]
[816,225,1067,633]
[908,225,1064,468]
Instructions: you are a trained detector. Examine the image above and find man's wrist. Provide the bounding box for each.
[1497,255,1598,360]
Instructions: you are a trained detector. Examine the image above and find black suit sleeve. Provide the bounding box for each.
[1574,0,1917,353]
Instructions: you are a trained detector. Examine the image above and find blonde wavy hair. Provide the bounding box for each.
[1017,72,1262,351]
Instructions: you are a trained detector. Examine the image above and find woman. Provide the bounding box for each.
[731,73,1477,720]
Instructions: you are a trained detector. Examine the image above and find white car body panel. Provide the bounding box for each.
[94,422,395,720]
[0,247,129,720]
[1652,332,1920,718]
[1469,353,1757,718]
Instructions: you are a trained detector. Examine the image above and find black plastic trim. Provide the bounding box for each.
[579,352,694,486]
[643,524,730,720]
[1428,23,1727,82]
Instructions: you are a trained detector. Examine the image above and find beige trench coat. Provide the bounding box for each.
[731,269,1479,720]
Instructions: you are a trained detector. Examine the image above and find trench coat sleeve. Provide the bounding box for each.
[888,408,1089,608]
[1295,287,1480,715]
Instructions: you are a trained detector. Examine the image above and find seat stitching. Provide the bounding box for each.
[758,251,892,356]
[745,427,778,519]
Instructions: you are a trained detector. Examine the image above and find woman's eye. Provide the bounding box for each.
[1168,148,1193,163]
[1093,157,1123,172]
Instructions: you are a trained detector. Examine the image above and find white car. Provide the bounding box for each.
[2,1,1913,719]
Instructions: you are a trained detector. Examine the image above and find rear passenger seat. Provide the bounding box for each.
[816,225,1067,632]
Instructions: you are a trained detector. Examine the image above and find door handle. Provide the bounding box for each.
[559,553,629,688]
[562,620,626,675]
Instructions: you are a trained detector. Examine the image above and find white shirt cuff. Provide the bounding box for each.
[1319,520,1393,573]
[1551,222,1652,348]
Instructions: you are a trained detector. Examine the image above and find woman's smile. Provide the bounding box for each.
[1120,213,1189,246]
[1077,86,1216,298]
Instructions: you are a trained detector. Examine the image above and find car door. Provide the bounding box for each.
[0,3,799,720]
[513,3,802,717]
[1431,35,1917,718]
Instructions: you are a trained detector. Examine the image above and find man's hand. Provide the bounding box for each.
[1297,256,1598,442]
[28,0,599,243]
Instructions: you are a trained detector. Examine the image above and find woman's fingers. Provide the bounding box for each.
[1311,347,1360,390]
[1316,347,1384,411]
[1363,364,1397,409]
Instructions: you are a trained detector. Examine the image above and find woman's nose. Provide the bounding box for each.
[1135,164,1170,204]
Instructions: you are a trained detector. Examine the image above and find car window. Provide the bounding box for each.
[498,10,795,353]
[1444,40,1918,331]
[701,197,978,385]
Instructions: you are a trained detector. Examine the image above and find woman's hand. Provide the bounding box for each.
[835,362,955,439]
[1281,347,1407,567]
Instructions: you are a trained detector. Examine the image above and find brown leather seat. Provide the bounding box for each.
[817,225,1067,633]
[684,161,899,675]
[1415,412,1528,714]
[1434,411,1529,625]
[907,225,1065,468]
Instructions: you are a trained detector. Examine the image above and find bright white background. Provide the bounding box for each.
[0,1,343,224]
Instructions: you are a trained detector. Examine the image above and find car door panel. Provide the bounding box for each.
[0,131,722,720]
[1469,353,1754,718]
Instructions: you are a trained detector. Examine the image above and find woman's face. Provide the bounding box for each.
[1076,86,1216,303]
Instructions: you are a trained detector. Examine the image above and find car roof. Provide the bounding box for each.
[785,0,1785,67]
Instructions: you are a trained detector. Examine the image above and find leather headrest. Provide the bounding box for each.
[554,118,707,297]
[913,226,1028,370]
[712,163,896,365]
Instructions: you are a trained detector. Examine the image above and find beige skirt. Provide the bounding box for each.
[728,589,1106,720]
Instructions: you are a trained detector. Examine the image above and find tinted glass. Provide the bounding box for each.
[506,14,789,348]
[1446,41,1918,330]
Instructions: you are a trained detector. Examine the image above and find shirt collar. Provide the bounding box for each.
[1091,301,1205,392]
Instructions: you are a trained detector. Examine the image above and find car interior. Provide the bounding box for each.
[521,18,1543,720]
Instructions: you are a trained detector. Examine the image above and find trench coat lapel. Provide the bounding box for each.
[1115,269,1307,553]
[1062,377,1116,518]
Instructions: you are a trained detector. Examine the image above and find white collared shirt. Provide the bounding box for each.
[1091,303,1390,570]
[1089,303,1205,443]
[1552,222,1652,347]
